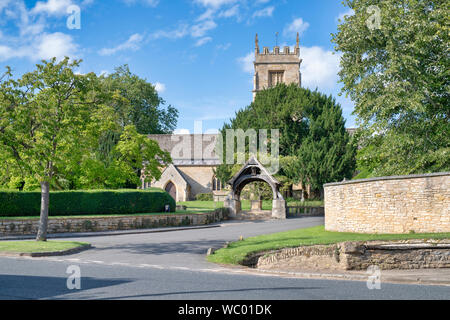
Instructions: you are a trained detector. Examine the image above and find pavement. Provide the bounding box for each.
[1,217,449,299]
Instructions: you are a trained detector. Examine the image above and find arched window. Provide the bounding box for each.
[212,176,222,191]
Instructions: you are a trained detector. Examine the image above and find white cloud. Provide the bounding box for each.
[0,0,80,62]
[36,32,78,60]
[218,4,239,18]
[0,32,77,62]
[283,17,309,38]
[98,33,144,56]
[31,0,74,17]
[151,24,189,40]
[0,0,12,12]
[121,0,159,7]
[237,52,254,74]
[235,45,342,91]
[197,8,216,21]
[216,42,231,50]
[190,20,217,38]
[194,0,237,8]
[195,36,212,47]
[300,46,341,90]
[154,82,166,93]
[252,6,274,18]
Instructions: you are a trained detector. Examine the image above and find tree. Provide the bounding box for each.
[0,58,98,240]
[102,65,178,134]
[0,58,171,241]
[332,0,449,176]
[215,84,356,196]
[296,101,356,197]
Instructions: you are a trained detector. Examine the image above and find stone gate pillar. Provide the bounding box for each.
[272,199,286,219]
[224,197,241,218]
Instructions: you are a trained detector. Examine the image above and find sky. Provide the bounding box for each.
[0,0,356,133]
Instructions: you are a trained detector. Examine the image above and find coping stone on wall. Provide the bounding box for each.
[324,172,450,187]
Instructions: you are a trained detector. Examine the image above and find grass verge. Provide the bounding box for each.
[0,240,89,253]
[178,200,323,212]
[207,225,450,265]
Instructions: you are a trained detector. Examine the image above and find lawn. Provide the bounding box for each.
[0,240,89,253]
[207,225,450,265]
[178,199,323,212]
[178,201,224,211]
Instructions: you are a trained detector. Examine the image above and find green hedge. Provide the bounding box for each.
[0,188,176,217]
[196,193,214,201]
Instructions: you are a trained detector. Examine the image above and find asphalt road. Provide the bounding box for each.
[1,217,449,300]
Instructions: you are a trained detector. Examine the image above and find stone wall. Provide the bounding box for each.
[0,209,228,237]
[254,240,450,271]
[324,172,450,234]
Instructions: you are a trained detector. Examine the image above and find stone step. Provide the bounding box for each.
[234,211,273,221]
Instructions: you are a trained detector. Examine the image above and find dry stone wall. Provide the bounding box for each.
[0,209,228,237]
[255,240,450,271]
[324,172,450,234]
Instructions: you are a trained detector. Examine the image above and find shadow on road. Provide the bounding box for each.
[0,274,131,300]
[99,286,324,300]
[90,239,227,255]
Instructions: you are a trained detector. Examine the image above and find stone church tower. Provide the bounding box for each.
[253,33,302,101]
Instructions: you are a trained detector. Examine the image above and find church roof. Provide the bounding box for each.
[148,134,220,166]
[149,129,357,166]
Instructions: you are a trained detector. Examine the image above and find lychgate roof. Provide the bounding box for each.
[228,156,280,186]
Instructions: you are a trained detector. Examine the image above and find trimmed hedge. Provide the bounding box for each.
[196,193,214,201]
[0,188,176,217]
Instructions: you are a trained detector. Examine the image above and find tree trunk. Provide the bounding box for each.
[36,181,50,241]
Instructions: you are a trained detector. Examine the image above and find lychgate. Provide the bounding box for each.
[224,157,286,219]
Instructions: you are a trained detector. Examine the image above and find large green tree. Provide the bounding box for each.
[332,0,449,176]
[215,84,356,196]
[102,65,178,134]
[0,58,171,241]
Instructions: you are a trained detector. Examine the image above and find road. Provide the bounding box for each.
[1,217,449,300]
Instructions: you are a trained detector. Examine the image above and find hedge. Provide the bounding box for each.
[0,188,176,217]
[196,193,214,201]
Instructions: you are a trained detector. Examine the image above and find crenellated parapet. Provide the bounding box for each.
[252,33,302,101]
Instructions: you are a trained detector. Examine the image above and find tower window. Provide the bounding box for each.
[269,71,284,87]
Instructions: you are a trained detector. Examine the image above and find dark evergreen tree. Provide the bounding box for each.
[215,84,356,196]
[296,99,356,197]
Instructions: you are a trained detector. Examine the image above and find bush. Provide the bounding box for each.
[0,188,176,217]
[196,193,214,201]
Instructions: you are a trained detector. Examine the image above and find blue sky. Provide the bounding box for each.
[0,0,356,133]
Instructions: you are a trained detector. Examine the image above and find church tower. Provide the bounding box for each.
[253,33,302,101]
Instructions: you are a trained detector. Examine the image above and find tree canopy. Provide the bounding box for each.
[215,84,356,196]
[101,65,178,134]
[332,0,449,176]
[0,58,173,240]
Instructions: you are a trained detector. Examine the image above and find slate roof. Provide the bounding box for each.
[148,134,220,166]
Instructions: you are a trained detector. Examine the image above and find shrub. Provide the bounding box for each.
[0,188,176,217]
[196,193,214,201]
